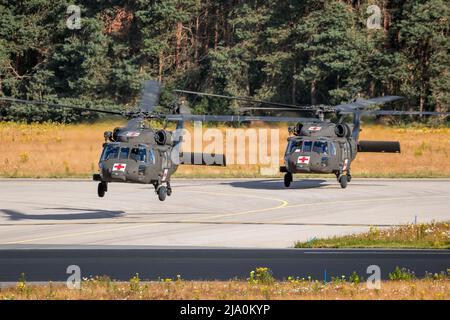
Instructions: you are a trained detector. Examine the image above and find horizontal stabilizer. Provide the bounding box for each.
[180,152,226,166]
[358,141,401,153]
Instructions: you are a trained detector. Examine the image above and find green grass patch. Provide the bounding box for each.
[294,222,450,249]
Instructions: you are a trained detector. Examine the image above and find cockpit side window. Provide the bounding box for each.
[148,149,155,164]
[101,145,119,160]
[286,140,295,154]
[330,142,337,156]
[302,141,312,152]
[313,141,328,154]
[119,147,130,160]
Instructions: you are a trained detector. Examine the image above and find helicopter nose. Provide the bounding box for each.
[288,151,313,172]
[101,160,133,181]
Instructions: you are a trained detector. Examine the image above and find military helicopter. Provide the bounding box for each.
[174,90,450,189]
[0,80,315,200]
[2,82,449,196]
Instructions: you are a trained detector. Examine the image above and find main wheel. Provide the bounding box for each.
[97,182,106,197]
[158,186,167,201]
[347,174,352,182]
[339,175,348,189]
[284,173,292,188]
[167,187,172,196]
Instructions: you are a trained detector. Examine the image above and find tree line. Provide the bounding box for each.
[0,0,448,122]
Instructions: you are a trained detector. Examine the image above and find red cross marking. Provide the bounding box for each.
[113,164,125,171]
[298,156,310,164]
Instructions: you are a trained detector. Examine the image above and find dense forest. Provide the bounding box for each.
[0,0,449,122]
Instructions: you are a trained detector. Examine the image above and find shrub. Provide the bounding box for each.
[248,267,274,285]
[349,271,361,284]
[129,273,141,291]
[389,267,416,281]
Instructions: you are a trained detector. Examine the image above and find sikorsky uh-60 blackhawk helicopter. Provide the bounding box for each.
[1,80,449,199]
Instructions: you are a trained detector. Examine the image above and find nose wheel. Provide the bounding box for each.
[97,181,108,197]
[339,175,348,189]
[284,173,293,188]
[157,186,167,201]
[155,181,172,201]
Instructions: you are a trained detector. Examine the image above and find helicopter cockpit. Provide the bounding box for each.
[100,143,155,164]
[286,139,336,157]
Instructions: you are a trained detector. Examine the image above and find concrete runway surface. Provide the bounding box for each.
[0,178,449,248]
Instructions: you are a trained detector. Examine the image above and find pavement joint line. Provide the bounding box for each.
[3,223,161,245]
[283,194,450,210]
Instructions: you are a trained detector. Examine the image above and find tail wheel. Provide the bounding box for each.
[284,173,292,188]
[97,182,107,197]
[158,186,167,201]
[339,175,348,189]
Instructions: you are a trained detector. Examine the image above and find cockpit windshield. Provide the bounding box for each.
[313,141,328,154]
[131,146,149,162]
[288,140,328,154]
[302,141,312,152]
[119,147,130,159]
[101,144,119,160]
[100,144,155,163]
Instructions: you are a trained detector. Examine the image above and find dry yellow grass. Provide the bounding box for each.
[0,121,449,178]
[2,278,449,300]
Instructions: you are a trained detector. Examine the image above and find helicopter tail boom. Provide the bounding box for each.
[357,141,401,153]
[179,152,226,166]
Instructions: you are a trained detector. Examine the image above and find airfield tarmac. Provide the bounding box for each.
[0,178,449,248]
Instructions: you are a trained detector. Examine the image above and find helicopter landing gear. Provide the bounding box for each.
[155,180,171,201]
[346,171,352,183]
[166,182,172,196]
[335,171,340,180]
[284,172,293,188]
[97,181,108,198]
[339,175,348,189]
[157,185,167,201]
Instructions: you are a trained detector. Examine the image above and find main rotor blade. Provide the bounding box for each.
[174,89,305,109]
[139,80,161,113]
[336,96,404,111]
[0,97,124,115]
[364,110,450,116]
[239,106,331,112]
[240,107,308,111]
[165,114,321,123]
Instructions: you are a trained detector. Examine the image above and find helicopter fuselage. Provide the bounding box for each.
[283,135,357,175]
[280,121,400,188]
[92,124,180,200]
[96,141,176,185]
[280,121,359,188]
